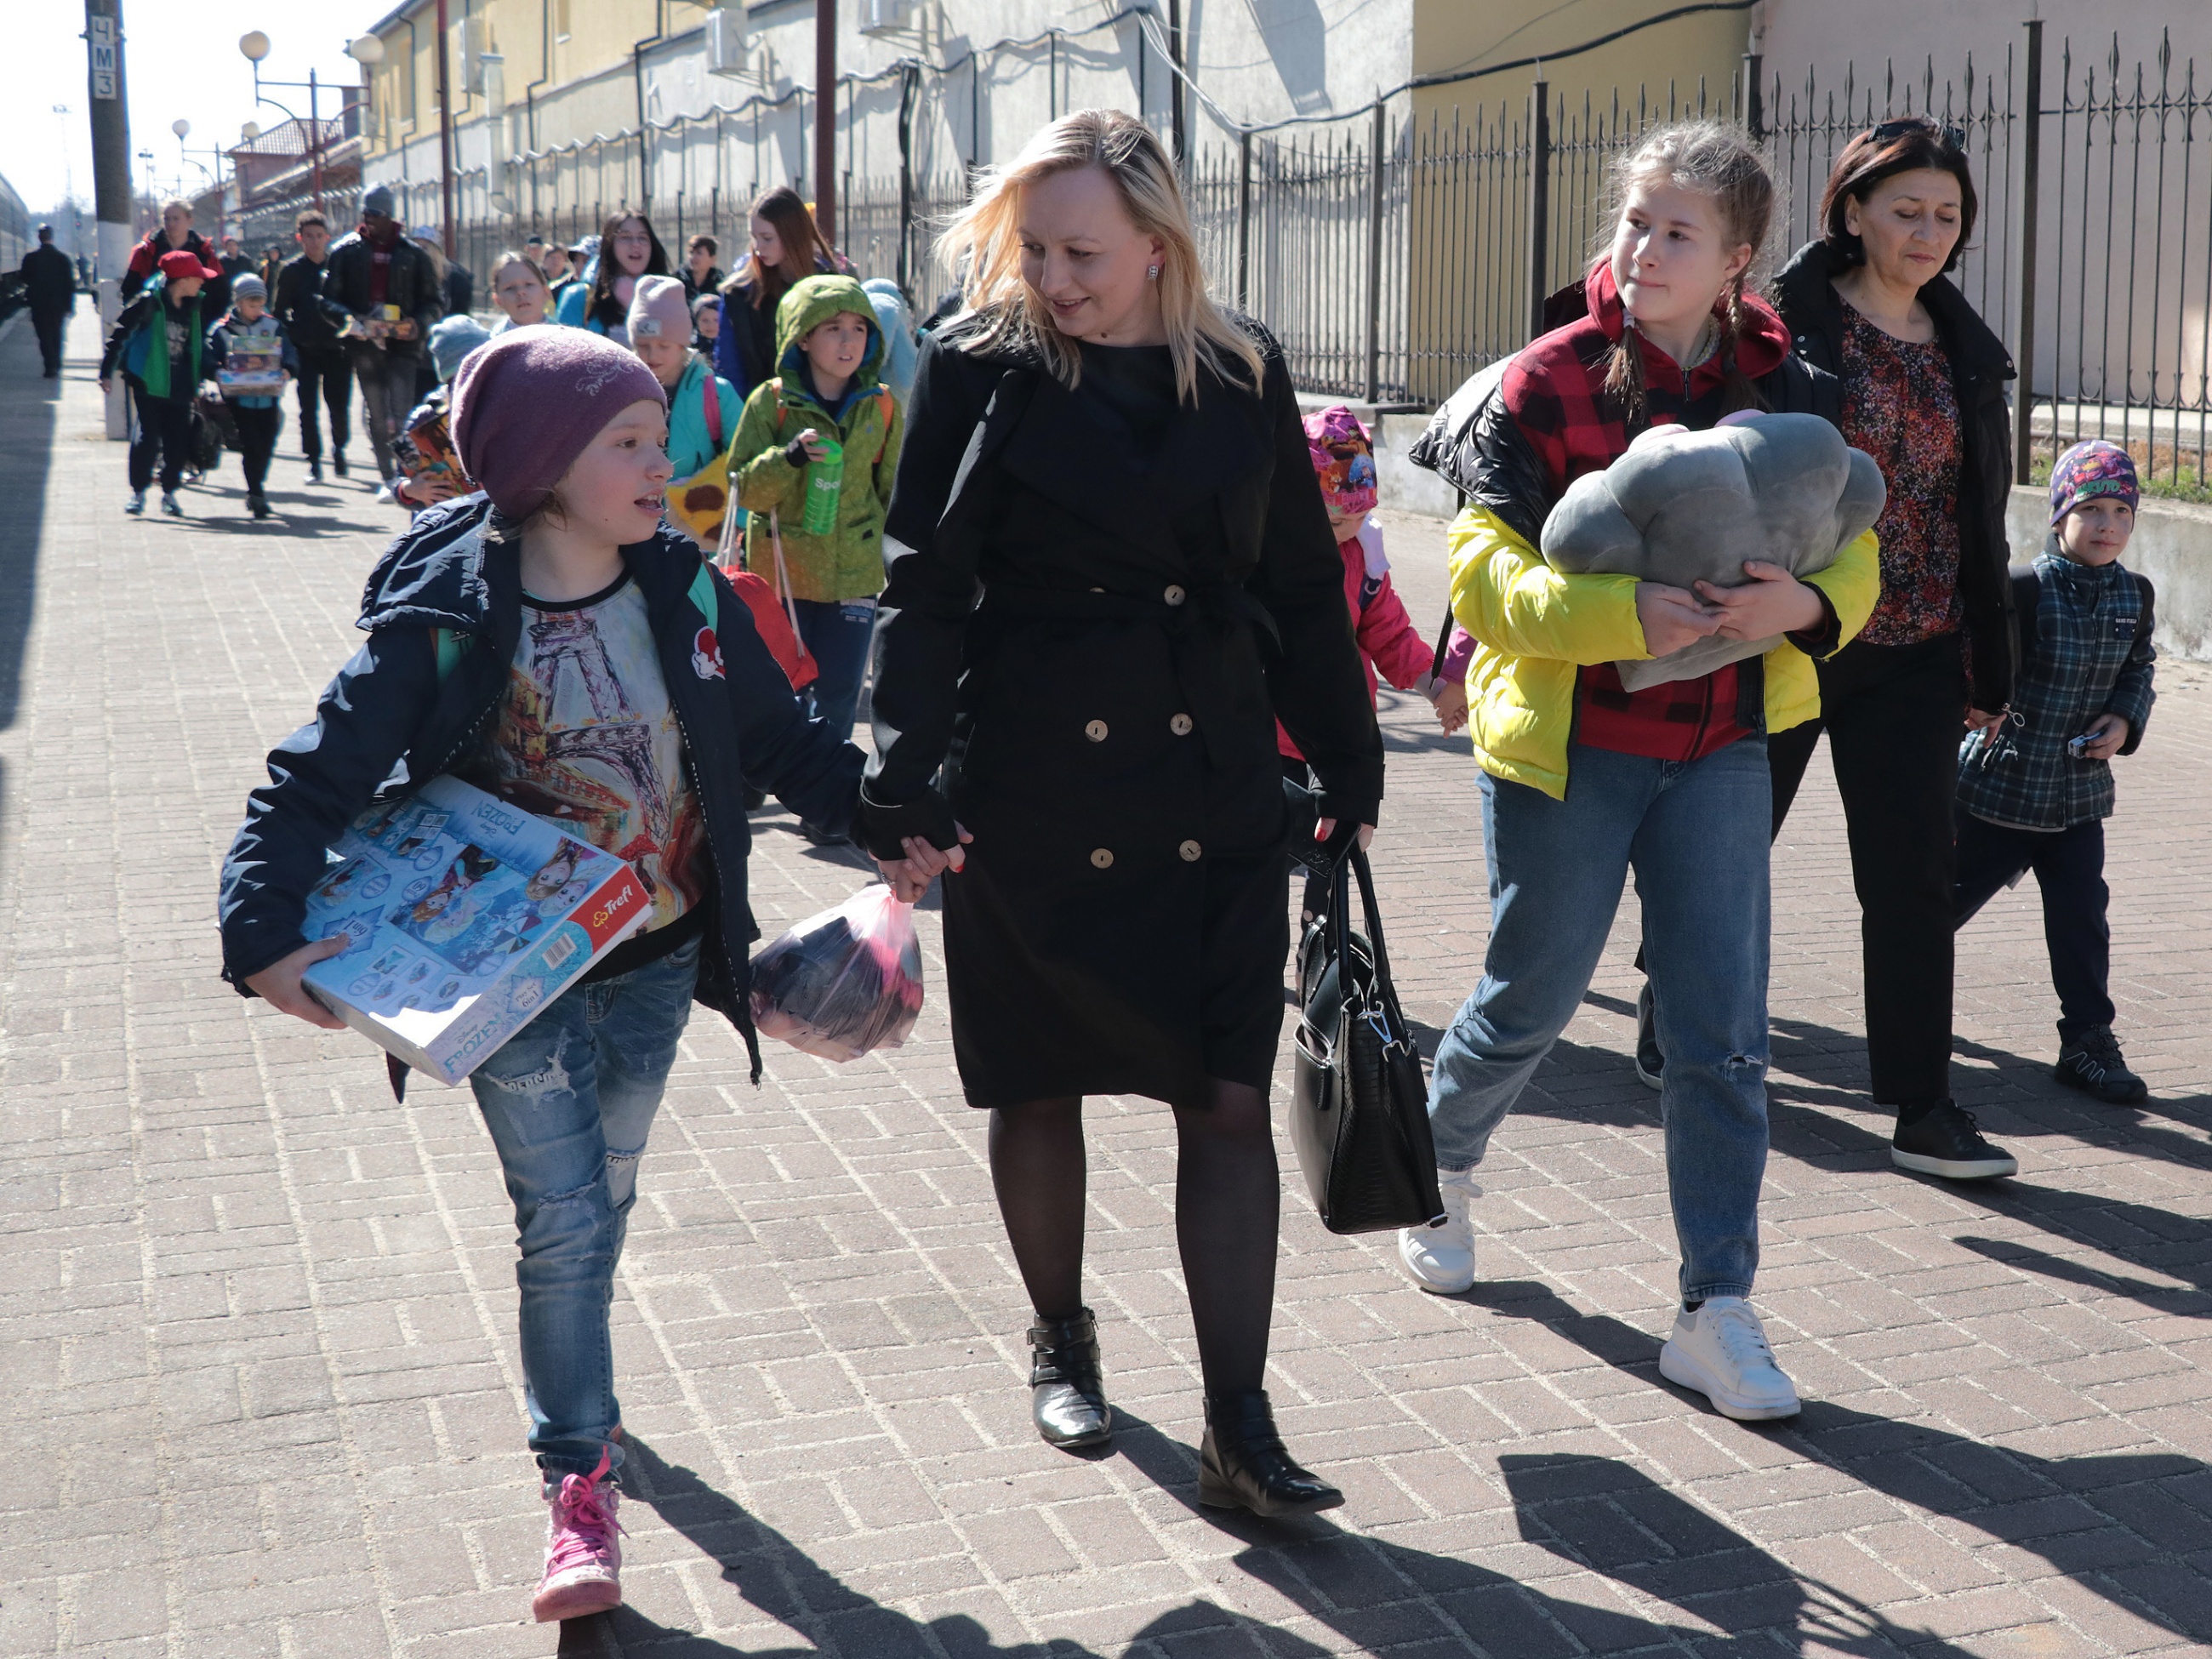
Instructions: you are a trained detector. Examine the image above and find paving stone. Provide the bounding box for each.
[9,308,2212,1657]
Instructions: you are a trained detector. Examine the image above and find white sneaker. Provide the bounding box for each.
[1397,1169,1479,1293]
[1658,1297,1800,1421]
[160,492,182,517]
[124,489,145,516]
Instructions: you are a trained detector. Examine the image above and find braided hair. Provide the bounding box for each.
[1599,120,1776,430]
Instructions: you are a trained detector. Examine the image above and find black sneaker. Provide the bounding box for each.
[800,820,851,848]
[1891,1102,2018,1180]
[332,452,349,478]
[1633,981,1663,1092]
[2055,1026,2148,1104]
[248,492,271,520]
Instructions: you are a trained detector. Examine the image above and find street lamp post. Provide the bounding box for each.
[171,117,231,243]
[237,31,345,214]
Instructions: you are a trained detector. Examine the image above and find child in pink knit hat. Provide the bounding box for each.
[1284,405,1465,918]
[1289,404,1466,749]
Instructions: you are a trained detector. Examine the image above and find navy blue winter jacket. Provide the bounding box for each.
[218,496,864,1068]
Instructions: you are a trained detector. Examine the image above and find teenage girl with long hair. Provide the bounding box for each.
[556,211,671,345]
[1400,122,1880,1422]
[714,185,840,396]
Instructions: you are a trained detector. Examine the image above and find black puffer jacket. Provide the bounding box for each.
[1770,240,2018,710]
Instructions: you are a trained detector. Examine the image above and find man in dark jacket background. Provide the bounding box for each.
[274,209,353,481]
[20,225,76,379]
[322,185,443,482]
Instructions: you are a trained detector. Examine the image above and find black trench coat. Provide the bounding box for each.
[860,319,1383,1109]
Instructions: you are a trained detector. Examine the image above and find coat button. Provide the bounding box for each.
[1169,713,1194,736]
[1164,584,1187,606]
[1178,840,1201,862]
[1090,847,1115,869]
[1085,719,1109,742]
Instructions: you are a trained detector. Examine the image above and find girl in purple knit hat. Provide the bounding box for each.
[215,328,937,1623]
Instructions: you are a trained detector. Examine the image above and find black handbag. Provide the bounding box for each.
[1288,844,1446,1234]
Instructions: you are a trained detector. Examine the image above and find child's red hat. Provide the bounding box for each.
[157,248,219,282]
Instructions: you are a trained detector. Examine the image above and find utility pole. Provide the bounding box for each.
[1167,0,1185,168]
[814,0,836,245]
[436,0,457,257]
[84,0,132,436]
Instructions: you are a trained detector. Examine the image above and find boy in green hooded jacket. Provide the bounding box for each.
[729,274,905,781]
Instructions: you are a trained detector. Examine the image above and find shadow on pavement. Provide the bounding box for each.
[1468,1279,2212,1645]
[572,1428,1741,1656]
[0,311,60,881]
[1502,1451,1985,1656]
[1460,993,2212,1319]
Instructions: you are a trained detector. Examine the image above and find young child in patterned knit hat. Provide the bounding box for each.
[1954,438,2158,1104]
[1283,405,1462,922]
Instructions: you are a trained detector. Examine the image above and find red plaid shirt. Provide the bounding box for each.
[1502,265,1794,762]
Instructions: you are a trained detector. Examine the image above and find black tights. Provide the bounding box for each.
[988,1083,1280,1394]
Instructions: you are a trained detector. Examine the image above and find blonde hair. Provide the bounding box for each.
[938,108,1263,403]
[1599,119,1776,428]
[488,248,549,293]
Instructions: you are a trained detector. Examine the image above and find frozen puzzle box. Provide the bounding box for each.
[300,775,651,1085]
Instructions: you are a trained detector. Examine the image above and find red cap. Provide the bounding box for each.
[157,248,218,282]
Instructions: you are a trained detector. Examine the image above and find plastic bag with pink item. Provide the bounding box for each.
[748,884,925,1061]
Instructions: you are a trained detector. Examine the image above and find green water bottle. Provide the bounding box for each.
[801,436,844,536]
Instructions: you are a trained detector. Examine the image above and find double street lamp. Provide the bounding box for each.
[170,118,233,244]
[237,30,375,215]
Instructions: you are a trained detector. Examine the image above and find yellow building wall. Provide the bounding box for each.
[365,0,663,157]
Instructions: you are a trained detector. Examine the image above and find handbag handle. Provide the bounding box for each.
[1346,843,1396,990]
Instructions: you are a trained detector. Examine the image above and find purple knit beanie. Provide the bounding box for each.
[450,328,668,520]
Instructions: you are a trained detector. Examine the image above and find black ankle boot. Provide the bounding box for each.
[1028,1308,1111,1450]
[1198,1390,1343,1517]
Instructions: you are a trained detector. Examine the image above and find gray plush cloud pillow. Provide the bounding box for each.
[1540,412,1886,691]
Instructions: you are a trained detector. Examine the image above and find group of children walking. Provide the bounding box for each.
[211,115,2161,1628]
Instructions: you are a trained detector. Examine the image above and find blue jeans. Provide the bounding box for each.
[468,936,699,1483]
[792,596,877,743]
[1427,738,1773,1303]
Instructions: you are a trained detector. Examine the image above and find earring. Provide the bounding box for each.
[1147,263,1160,280]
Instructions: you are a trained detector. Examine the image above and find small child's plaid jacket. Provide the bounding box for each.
[1957,548,2156,830]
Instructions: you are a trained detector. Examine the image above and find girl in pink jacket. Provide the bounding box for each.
[1280,405,1469,778]
[1285,407,1472,922]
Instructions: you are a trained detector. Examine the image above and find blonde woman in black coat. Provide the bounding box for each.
[864,109,1382,1517]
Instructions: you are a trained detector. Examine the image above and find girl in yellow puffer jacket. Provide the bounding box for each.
[1400,122,1878,1428]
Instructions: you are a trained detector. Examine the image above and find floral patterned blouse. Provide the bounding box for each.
[1839,298,1965,646]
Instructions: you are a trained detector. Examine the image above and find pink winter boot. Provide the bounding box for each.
[532,1448,624,1622]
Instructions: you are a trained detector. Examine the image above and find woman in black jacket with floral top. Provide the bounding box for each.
[1766,117,2021,1183]
[858,111,1381,1518]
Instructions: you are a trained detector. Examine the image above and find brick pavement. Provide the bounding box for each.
[4,307,2211,1657]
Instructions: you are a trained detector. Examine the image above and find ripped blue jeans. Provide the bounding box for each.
[1426,738,1771,1303]
[469,935,699,1483]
